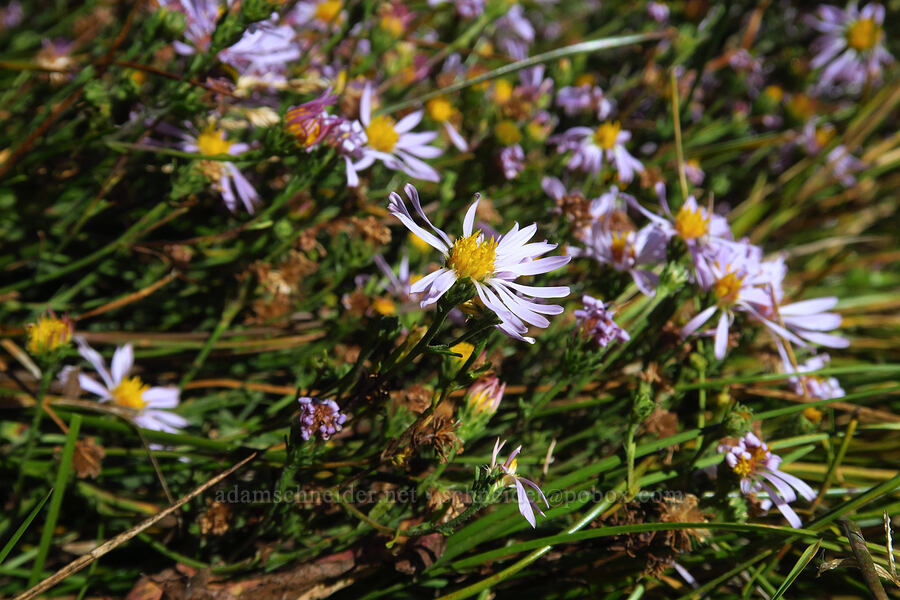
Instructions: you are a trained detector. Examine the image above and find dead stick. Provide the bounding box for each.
[14,452,256,600]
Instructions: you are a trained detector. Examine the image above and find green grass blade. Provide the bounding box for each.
[0,489,53,565]
[770,540,822,600]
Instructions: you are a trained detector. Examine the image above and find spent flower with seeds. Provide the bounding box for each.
[719,433,815,528]
[388,184,571,343]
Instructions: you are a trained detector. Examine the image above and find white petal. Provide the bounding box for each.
[110,344,134,384]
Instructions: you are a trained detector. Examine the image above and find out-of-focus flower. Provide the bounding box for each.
[466,376,505,415]
[428,0,484,19]
[1,1,24,29]
[159,1,300,81]
[374,253,415,303]
[799,121,865,186]
[574,295,630,347]
[426,97,468,151]
[325,119,367,186]
[26,312,73,356]
[685,159,705,186]
[783,353,845,400]
[490,438,549,528]
[347,84,442,186]
[171,122,260,214]
[285,90,341,149]
[36,39,75,84]
[555,84,614,120]
[500,144,525,180]
[298,396,347,440]
[76,340,186,433]
[552,121,644,183]
[719,433,815,528]
[388,184,570,343]
[290,0,345,31]
[495,5,534,60]
[577,223,667,296]
[808,2,892,91]
[647,1,670,23]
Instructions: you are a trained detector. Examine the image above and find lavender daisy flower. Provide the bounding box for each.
[298,397,347,441]
[169,122,260,214]
[682,241,769,359]
[76,340,186,434]
[347,84,443,187]
[647,1,670,23]
[159,1,300,80]
[555,84,614,120]
[808,2,892,91]
[552,122,644,183]
[495,5,534,60]
[800,121,864,186]
[326,119,367,187]
[578,223,667,296]
[388,184,571,343]
[490,439,549,528]
[1,1,23,29]
[289,0,345,32]
[500,144,525,180]
[782,352,845,400]
[426,97,468,151]
[719,433,816,528]
[575,295,630,346]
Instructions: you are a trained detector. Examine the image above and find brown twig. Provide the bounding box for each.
[13,452,257,600]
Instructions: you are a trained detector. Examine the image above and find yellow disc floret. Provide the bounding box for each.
[731,446,768,478]
[449,232,498,280]
[593,121,621,150]
[426,97,454,123]
[26,315,72,355]
[494,120,522,146]
[112,376,149,410]
[314,0,342,23]
[366,115,399,153]
[713,270,744,305]
[674,203,710,240]
[847,18,881,52]
[196,125,233,156]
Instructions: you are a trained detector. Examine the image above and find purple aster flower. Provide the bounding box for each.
[556,84,615,120]
[647,1,670,23]
[577,223,667,296]
[781,352,845,400]
[575,295,630,346]
[1,1,23,28]
[490,439,549,528]
[158,1,300,81]
[551,122,644,183]
[288,0,345,32]
[719,433,816,528]
[75,339,186,434]
[495,5,534,60]
[162,121,260,214]
[347,84,443,187]
[808,2,892,92]
[298,397,347,441]
[500,144,525,180]
[799,121,865,186]
[517,65,554,104]
[388,184,571,343]
[325,119,367,186]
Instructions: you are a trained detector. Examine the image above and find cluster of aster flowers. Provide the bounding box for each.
[574,295,630,347]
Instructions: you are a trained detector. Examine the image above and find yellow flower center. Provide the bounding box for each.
[501,457,519,486]
[713,270,744,304]
[314,0,342,23]
[380,14,404,36]
[814,127,835,148]
[575,73,596,86]
[732,446,767,478]
[196,126,233,156]
[26,316,71,355]
[371,297,396,315]
[449,232,498,281]
[847,17,881,51]
[493,79,514,104]
[366,115,399,153]
[494,120,522,146]
[593,121,621,150]
[427,97,454,123]
[764,85,784,103]
[112,376,149,410]
[610,232,633,264]
[674,203,709,239]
